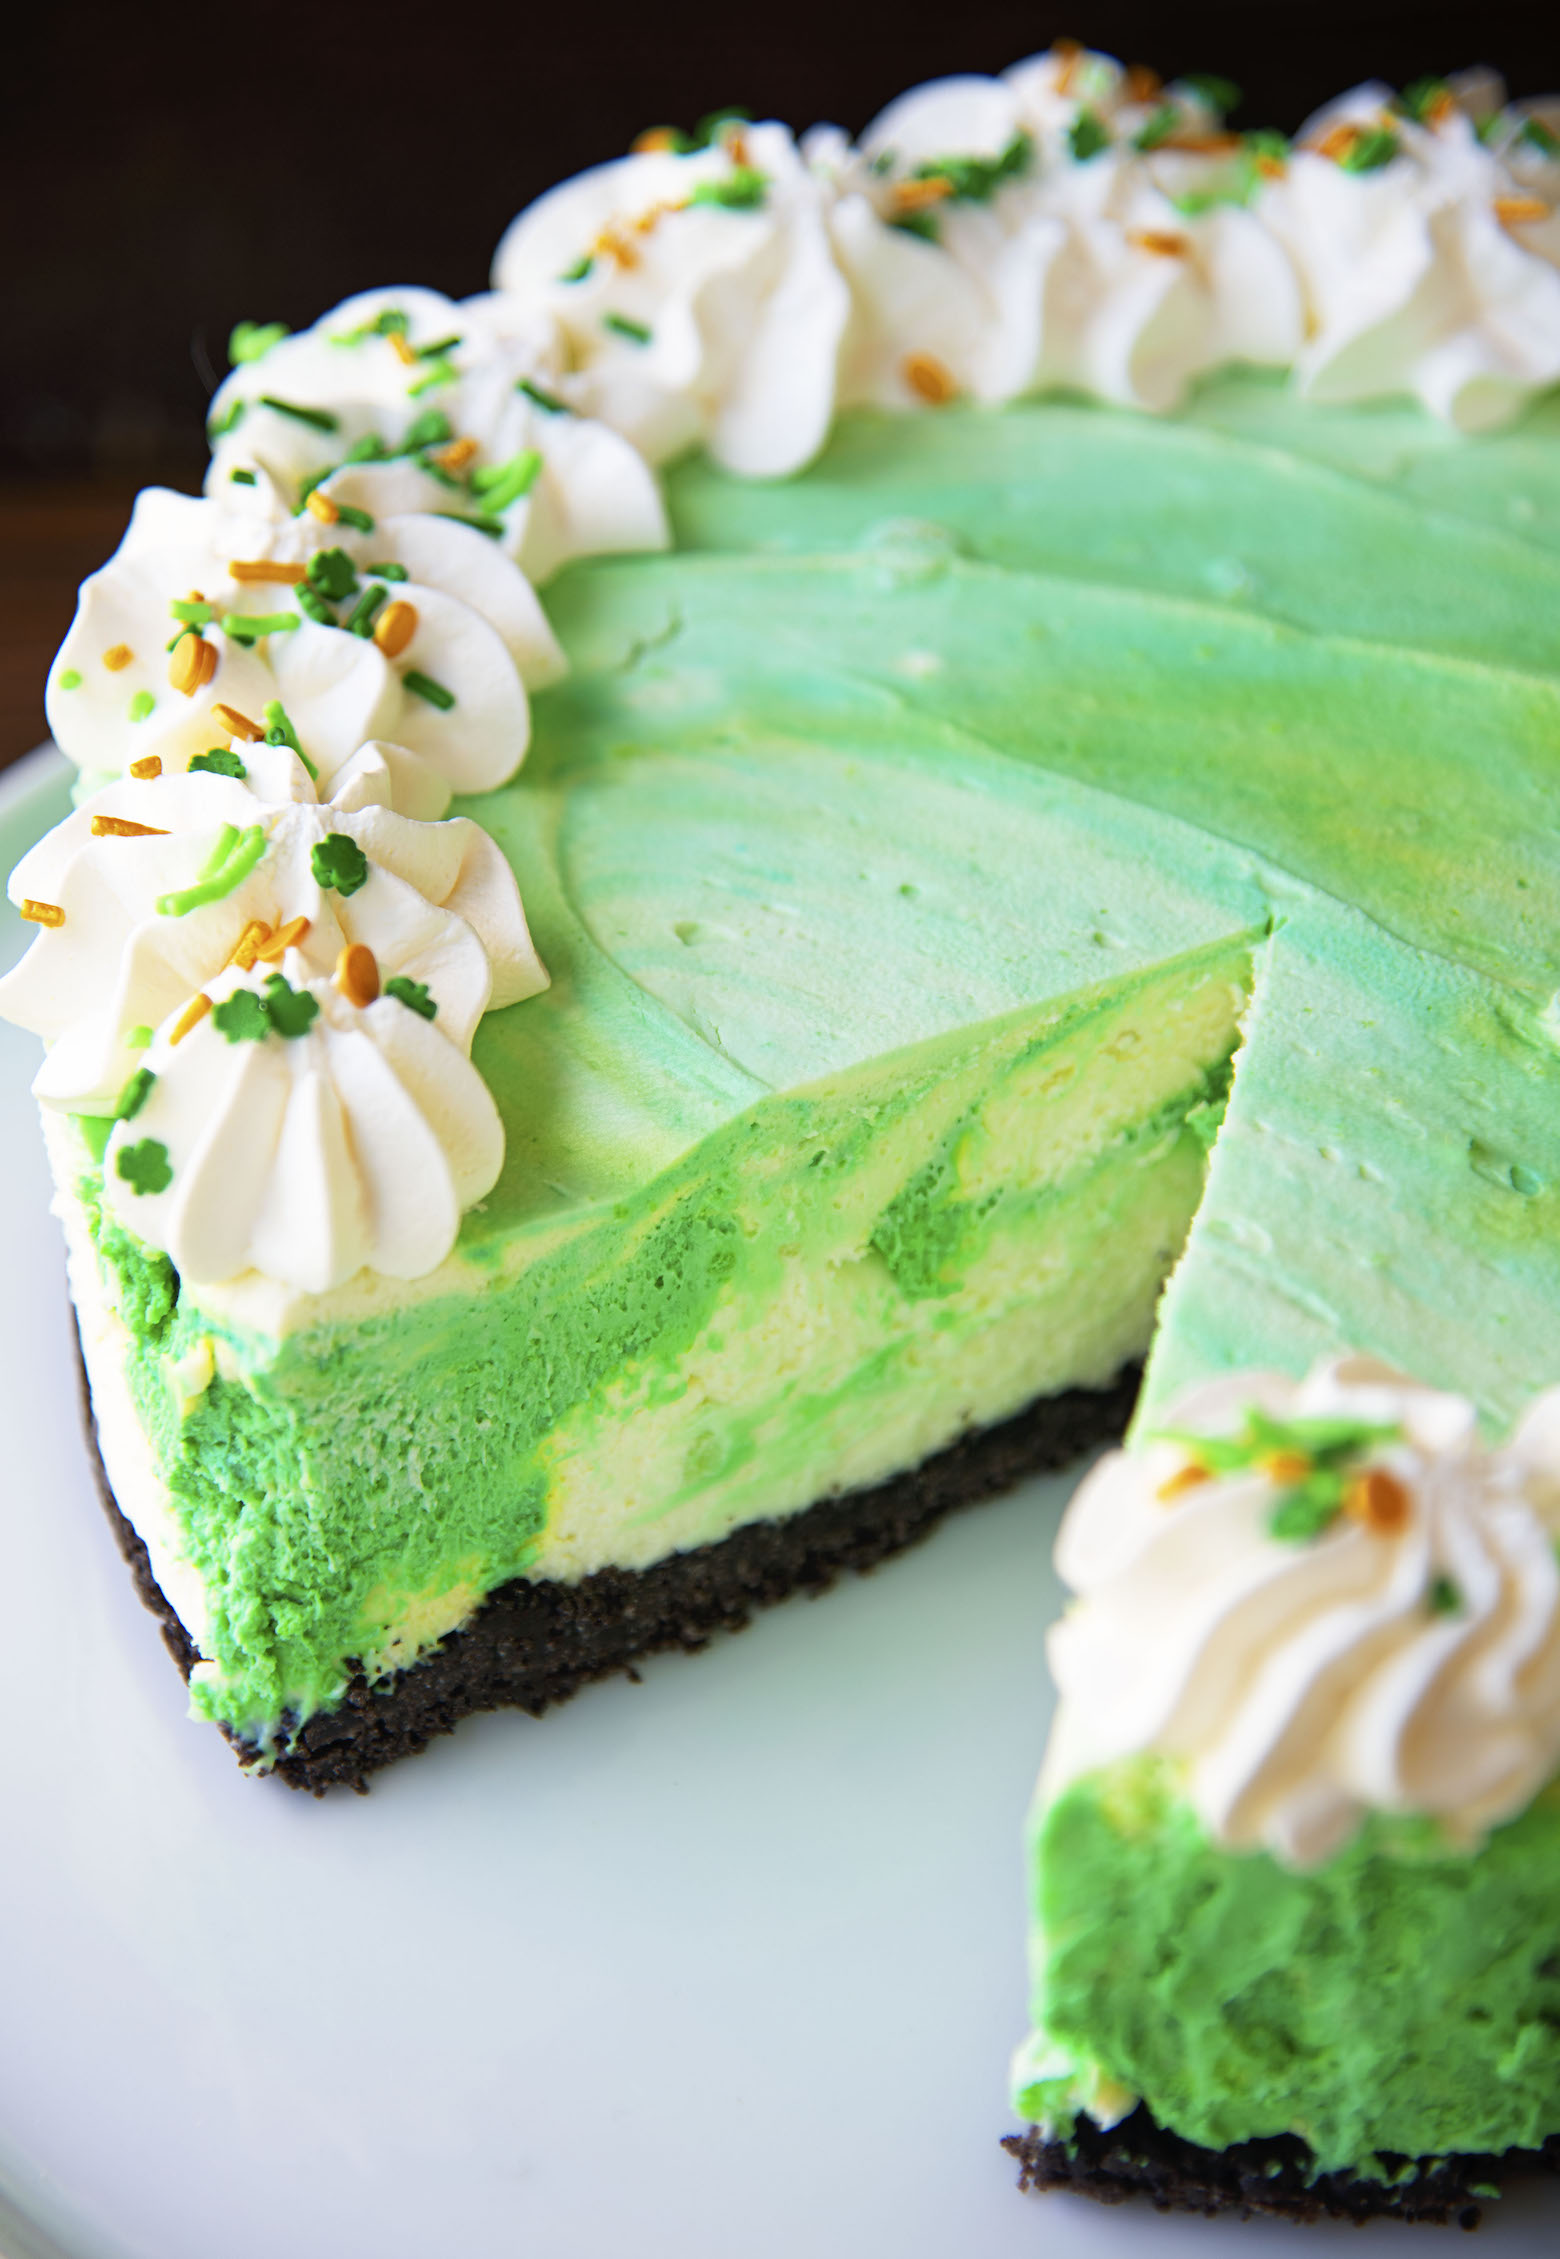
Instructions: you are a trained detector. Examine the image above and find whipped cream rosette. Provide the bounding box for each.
[817,48,1301,414]
[1043,1356,1560,1868]
[46,481,556,815]
[0,751,546,1292]
[1260,77,1560,429]
[205,286,668,586]
[0,742,545,1120]
[491,118,850,477]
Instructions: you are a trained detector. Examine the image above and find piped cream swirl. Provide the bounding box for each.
[1043,1357,1560,1867]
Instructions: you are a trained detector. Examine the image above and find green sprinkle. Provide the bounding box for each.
[469,447,542,512]
[221,610,300,645]
[1068,110,1111,162]
[1154,1408,1402,1548]
[1341,126,1400,173]
[212,987,270,1043]
[434,510,504,538]
[688,166,768,210]
[909,131,1031,206]
[258,395,340,433]
[517,378,570,414]
[385,975,437,1021]
[114,1067,156,1122]
[889,210,940,244]
[333,306,409,346]
[364,561,409,582]
[58,668,82,691]
[1468,2182,1502,2202]
[126,1025,153,1049]
[1179,73,1241,119]
[262,972,319,1039]
[418,457,465,491]
[188,747,248,780]
[306,547,359,600]
[603,311,652,344]
[295,582,336,625]
[1134,104,1180,152]
[416,334,463,360]
[229,320,290,365]
[345,434,392,464]
[558,254,594,283]
[1429,1574,1463,1616]
[261,699,318,780]
[407,359,459,397]
[169,597,217,629]
[1246,129,1289,165]
[310,832,369,896]
[1397,78,1449,124]
[345,583,388,638]
[403,669,456,710]
[1268,1475,1351,1544]
[334,502,375,533]
[156,822,267,916]
[207,399,245,441]
[402,409,453,450]
[693,106,751,148]
[128,690,155,722]
[1520,116,1560,157]
[231,468,257,486]
[116,1138,172,1196]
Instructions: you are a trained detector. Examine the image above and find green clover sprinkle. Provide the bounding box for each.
[688,167,768,210]
[1068,110,1111,162]
[58,668,82,690]
[603,312,652,344]
[188,748,248,780]
[364,561,409,582]
[117,1138,173,1196]
[229,320,290,365]
[307,547,359,601]
[517,378,570,414]
[403,669,456,710]
[469,448,542,513]
[262,973,319,1038]
[310,832,369,897]
[1429,1574,1463,1616]
[207,399,246,440]
[128,691,155,722]
[156,821,268,917]
[385,976,437,1020]
[212,987,271,1043]
[126,1024,153,1049]
[114,1066,156,1122]
[258,395,340,433]
[261,701,317,780]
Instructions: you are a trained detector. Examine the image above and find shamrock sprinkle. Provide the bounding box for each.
[117,1138,173,1196]
[212,988,271,1044]
[262,973,319,1038]
[188,748,248,780]
[1155,1408,1401,1544]
[311,833,370,897]
[229,320,290,365]
[385,976,437,1021]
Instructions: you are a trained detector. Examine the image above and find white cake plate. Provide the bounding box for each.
[0,743,1555,2258]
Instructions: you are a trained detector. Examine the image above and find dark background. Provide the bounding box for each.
[0,0,1554,761]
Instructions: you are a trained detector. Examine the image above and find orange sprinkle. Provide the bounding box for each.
[228,558,308,585]
[903,351,959,406]
[211,703,264,742]
[1262,1449,1313,1486]
[91,814,168,839]
[1255,151,1287,179]
[254,914,310,963]
[129,756,162,780]
[227,919,272,973]
[335,941,380,1007]
[1162,130,1243,154]
[1425,90,1455,128]
[1495,195,1550,228]
[168,633,218,696]
[726,130,751,168]
[389,331,418,366]
[170,992,212,1045]
[20,898,64,928]
[1053,36,1082,95]
[593,224,640,271]
[372,599,418,658]
[1345,1466,1412,1535]
[103,644,134,673]
[1124,63,1162,105]
[305,489,341,525]
[1156,1461,1211,1503]
[1315,122,1365,163]
[1129,228,1190,258]
[432,435,479,472]
[892,176,955,214]
[632,126,681,155]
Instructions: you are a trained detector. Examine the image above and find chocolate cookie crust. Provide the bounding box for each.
[79,1346,1137,1793]
[1004,2108,1560,2229]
